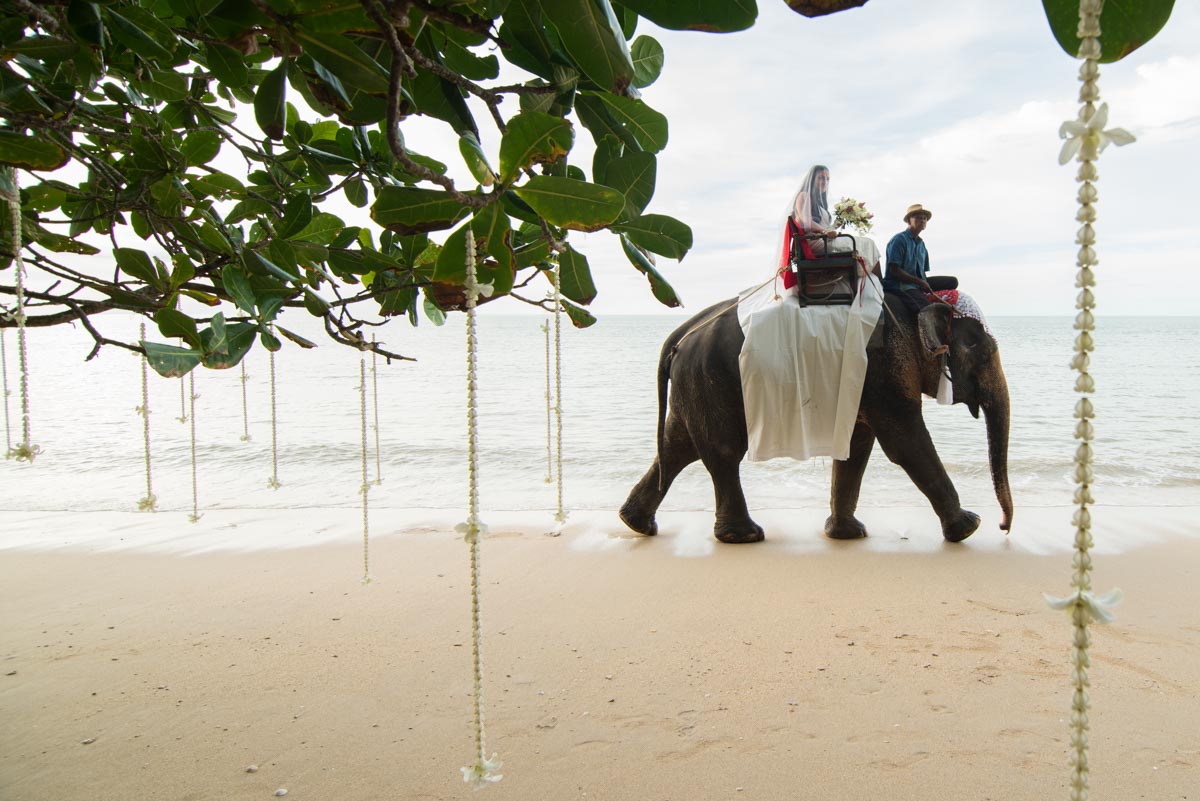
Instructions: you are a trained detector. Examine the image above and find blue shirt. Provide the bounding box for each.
[883,229,929,292]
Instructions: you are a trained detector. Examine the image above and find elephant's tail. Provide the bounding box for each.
[656,346,674,493]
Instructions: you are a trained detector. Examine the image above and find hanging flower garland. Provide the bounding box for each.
[267,348,281,489]
[3,167,39,462]
[2,328,11,456]
[359,357,371,584]
[456,228,501,789]
[188,372,201,523]
[541,318,552,484]
[177,377,188,423]
[1043,3,1130,800]
[239,360,251,442]
[551,264,567,530]
[371,334,382,485]
[135,322,156,511]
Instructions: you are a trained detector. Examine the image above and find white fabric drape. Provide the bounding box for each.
[737,274,884,462]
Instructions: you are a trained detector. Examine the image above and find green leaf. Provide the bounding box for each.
[422,294,447,325]
[557,244,597,305]
[615,0,757,32]
[498,111,575,183]
[560,297,598,328]
[293,212,346,245]
[600,150,655,221]
[33,229,101,255]
[408,56,480,137]
[201,323,256,369]
[595,93,668,152]
[458,132,496,186]
[513,175,624,232]
[255,60,289,140]
[574,94,641,150]
[292,28,390,95]
[471,203,514,275]
[1042,0,1175,62]
[115,247,165,291]
[333,178,364,210]
[155,309,203,350]
[180,131,221,167]
[66,0,104,48]
[0,131,68,170]
[630,35,664,88]
[105,8,174,61]
[539,0,635,94]
[9,36,79,61]
[142,342,202,378]
[277,196,313,239]
[205,42,250,87]
[221,264,257,314]
[371,186,473,235]
[612,213,692,260]
[620,234,681,307]
[433,224,469,283]
[277,326,317,349]
[132,70,189,103]
[260,329,282,352]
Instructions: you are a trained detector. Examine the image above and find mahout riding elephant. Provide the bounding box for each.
[619,296,1013,543]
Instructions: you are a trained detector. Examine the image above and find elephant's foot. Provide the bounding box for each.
[824,514,868,540]
[618,503,658,537]
[714,518,765,544]
[942,509,981,543]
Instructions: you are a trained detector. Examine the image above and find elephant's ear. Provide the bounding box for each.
[917,303,954,357]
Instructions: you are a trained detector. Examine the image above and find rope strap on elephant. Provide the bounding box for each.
[1043,3,1130,800]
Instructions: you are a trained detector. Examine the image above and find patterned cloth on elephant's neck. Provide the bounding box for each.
[736,275,884,462]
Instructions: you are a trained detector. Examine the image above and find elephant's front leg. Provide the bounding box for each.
[825,421,876,540]
[873,404,981,542]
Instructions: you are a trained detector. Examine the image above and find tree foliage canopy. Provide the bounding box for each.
[0,0,1176,374]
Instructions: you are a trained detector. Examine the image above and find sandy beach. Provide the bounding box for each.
[2,505,1198,801]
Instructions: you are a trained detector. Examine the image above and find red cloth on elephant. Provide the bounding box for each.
[930,289,958,305]
[779,217,815,290]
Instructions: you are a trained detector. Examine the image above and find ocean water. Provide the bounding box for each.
[1,313,1197,531]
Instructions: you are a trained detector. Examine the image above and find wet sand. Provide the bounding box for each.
[2,506,1198,800]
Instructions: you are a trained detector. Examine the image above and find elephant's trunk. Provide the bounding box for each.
[980,352,1014,532]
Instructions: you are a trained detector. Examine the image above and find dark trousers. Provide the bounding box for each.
[887,276,958,314]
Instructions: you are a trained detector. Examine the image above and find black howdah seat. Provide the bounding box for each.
[788,218,860,306]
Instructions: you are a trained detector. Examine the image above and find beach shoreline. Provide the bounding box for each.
[2,506,1198,800]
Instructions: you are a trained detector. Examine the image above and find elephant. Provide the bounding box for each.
[619,295,1013,543]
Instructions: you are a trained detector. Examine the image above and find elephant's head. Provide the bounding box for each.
[918,303,1014,532]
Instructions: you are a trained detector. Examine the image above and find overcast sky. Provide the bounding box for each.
[428,0,1199,319]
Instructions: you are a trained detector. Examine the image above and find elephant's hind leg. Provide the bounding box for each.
[619,415,699,536]
[699,451,764,544]
[825,421,875,540]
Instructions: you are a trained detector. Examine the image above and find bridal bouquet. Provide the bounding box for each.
[833,197,874,234]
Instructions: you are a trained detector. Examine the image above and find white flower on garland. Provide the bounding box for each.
[1058,102,1135,165]
[833,197,874,234]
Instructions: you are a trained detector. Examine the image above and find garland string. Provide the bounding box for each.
[552,265,566,529]
[2,328,11,455]
[542,319,552,484]
[458,228,500,788]
[267,348,280,489]
[136,322,155,511]
[188,371,200,523]
[371,334,382,485]
[360,358,371,584]
[177,376,187,423]
[1043,3,1130,799]
[239,360,251,442]
[4,167,38,461]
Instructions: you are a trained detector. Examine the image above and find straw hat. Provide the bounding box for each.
[904,203,932,222]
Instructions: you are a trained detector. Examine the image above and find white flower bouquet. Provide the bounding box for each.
[833,197,874,234]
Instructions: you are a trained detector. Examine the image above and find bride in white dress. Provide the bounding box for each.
[787,163,882,276]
